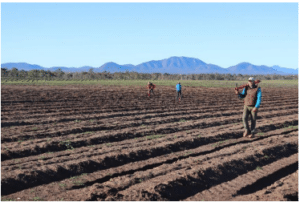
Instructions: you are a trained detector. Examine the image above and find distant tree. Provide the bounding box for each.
[189,74,196,80]
[151,73,160,80]
[162,73,170,80]
[11,67,19,76]
[39,70,47,79]
[72,72,80,80]
[264,75,271,80]
[44,70,53,80]
[1,68,8,78]
[208,74,215,80]
[55,68,65,78]
[18,70,27,79]
[63,73,73,80]
[195,74,202,80]
[28,70,39,80]
[88,68,95,79]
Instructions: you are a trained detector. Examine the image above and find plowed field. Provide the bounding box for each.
[1,84,298,201]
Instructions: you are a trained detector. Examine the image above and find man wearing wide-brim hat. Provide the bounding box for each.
[235,77,262,138]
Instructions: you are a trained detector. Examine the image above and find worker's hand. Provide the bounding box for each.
[252,107,258,113]
[235,90,239,95]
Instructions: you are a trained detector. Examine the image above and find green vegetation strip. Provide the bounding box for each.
[1,79,298,88]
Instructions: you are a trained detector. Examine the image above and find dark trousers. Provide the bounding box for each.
[176,90,182,100]
[242,105,258,134]
[148,89,154,96]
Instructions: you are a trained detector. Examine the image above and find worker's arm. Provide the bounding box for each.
[254,87,262,108]
[238,88,246,99]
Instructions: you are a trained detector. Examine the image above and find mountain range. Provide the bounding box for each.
[1,56,298,75]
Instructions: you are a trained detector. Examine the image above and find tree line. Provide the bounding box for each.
[1,67,298,81]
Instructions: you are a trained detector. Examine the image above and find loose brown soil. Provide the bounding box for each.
[1,84,298,201]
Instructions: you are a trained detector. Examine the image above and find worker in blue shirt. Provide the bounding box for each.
[176,82,182,102]
[235,77,262,138]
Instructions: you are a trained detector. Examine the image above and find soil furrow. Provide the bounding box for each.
[230,170,298,201]
[113,139,297,201]
[2,96,297,120]
[1,102,297,128]
[184,153,298,201]
[1,112,297,161]
[1,106,297,143]
[1,85,297,201]
[1,127,297,196]
[1,130,297,200]
[2,116,297,169]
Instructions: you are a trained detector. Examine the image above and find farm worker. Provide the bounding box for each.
[235,77,262,138]
[176,82,182,101]
[147,81,155,97]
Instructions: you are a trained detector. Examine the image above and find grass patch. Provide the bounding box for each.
[212,140,227,147]
[287,125,298,130]
[146,134,164,140]
[73,180,84,186]
[39,156,45,160]
[257,132,264,136]
[1,198,15,201]
[184,151,193,156]
[59,140,74,150]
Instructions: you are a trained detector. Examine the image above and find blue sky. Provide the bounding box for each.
[1,3,298,69]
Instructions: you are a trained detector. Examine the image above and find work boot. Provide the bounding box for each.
[248,129,256,138]
[243,130,249,137]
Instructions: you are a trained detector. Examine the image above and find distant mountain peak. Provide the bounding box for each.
[1,57,298,75]
[102,62,119,65]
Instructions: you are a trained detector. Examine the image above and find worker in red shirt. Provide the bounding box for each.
[147,82,155,97]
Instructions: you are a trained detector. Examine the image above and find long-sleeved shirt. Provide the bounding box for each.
[176,84,181,91]
[238,87,262,108]
[147,84,155,89]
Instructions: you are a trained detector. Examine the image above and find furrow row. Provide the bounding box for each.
[1,125,297,196]
[184,153,298,201]
[2,115,296,168]
[2,95,297,117]
[230,170,298,201]
[1,101,297,128]
[112,136,298,201]
[1,111,297,160]
[1,105,297,143]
